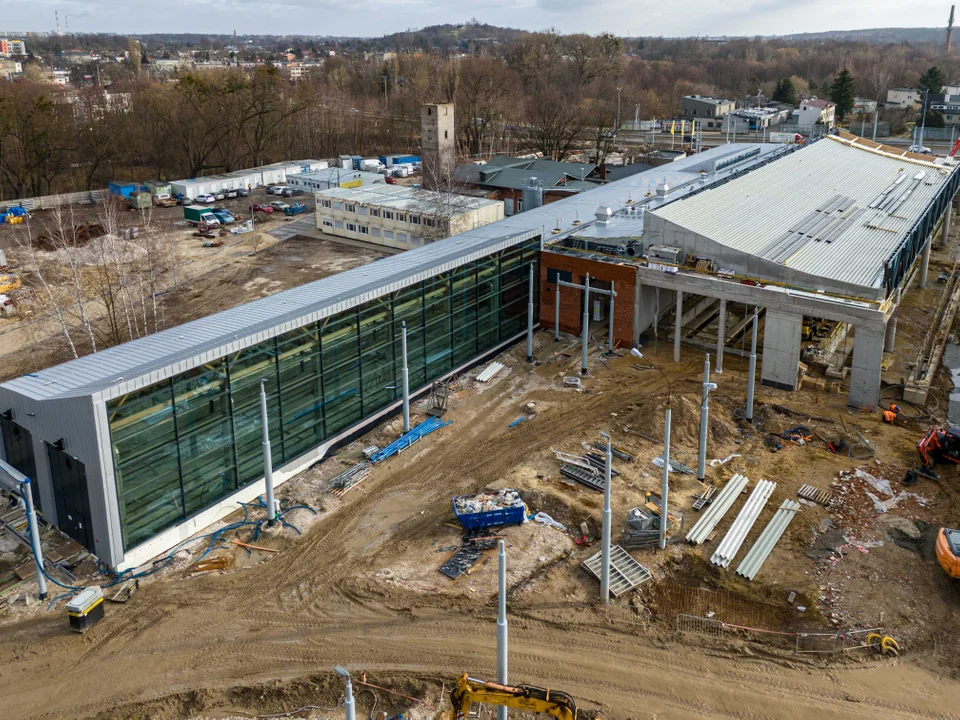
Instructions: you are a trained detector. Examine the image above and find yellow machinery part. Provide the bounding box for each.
[0,275,22,294]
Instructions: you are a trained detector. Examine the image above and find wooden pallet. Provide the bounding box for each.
[797,484,834,506]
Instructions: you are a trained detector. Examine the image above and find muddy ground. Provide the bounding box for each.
[1,324,959,719]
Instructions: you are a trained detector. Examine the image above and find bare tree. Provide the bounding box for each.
[409,161,478,242]
[521,90,585,161]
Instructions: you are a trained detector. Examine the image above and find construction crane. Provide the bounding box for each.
[450,674,582,720]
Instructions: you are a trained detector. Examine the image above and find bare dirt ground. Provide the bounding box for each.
[1,324,960,719]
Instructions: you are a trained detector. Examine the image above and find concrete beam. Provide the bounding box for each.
[635,266,885,331]
[848,326,884,409]
[760,310,803,391]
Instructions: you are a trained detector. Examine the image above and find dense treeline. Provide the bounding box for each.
[2,31,957,200]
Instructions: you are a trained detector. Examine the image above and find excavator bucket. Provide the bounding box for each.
[936,528,960,579]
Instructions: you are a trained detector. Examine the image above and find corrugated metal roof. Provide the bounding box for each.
[649,136,956,289]
[317,184,500,212]
[1,143,785,402]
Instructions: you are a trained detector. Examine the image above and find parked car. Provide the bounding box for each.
[236,187,250,197]
[250,203,273,214]
[176,195,190,205]
[384,176,397,184]
[212,207,236,224]
[213,191,225,200]
[153,193,176,208]
[269,201,290,211]
[195,193,215,203]
[225,189,239,199]
[281,187,296,197]
[270,186,287,195]
[909,144,932,155]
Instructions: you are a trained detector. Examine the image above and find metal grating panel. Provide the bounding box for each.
[710,479,776,568]
[735,499,801,580]
[581,544,652,597]
[686,473,749,544]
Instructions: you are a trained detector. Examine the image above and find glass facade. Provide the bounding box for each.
[107,240,540,551]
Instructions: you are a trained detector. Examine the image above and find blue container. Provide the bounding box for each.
[452,494,525,530]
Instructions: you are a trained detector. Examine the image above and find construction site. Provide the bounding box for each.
[2,127,960,719]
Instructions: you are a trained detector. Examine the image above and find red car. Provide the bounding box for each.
[249,203,274,214]
[384,176,397,184]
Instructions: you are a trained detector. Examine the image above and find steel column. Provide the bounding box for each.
[660,404,672,549]
[920,238,931,288]
[526,264,534,362]
[697,355,710,481]
[600,431,612,602]
[259,380,277,525]
[607,281,615,353]
[23,478,47,600]
[401,320,410,433]
[581,273,591,375]
[497,539,509,720]
[554,284,560,341]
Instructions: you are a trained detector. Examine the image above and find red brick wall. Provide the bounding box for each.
[540,251,637,346]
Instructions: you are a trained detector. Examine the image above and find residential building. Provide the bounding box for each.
[150,58,184,73]
[722,106,792,132]
[287,62,322,80]
[315,184,504,249]
[930,97,960,125]
[0,39,26,56]
[854,98,878,114]
[421,103,456,190]
[0,59,22,80]
[680,95,735,129]
[793,98,836,128]
[886,88,922,109]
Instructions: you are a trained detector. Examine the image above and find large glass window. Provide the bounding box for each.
[107,240,542,552]
[228,340,283,486]
[173,360,236,517]
[277,326,324,461]
[322,310,362,435]
[108,381,183,550]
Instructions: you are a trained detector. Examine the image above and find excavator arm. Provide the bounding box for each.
[450,674,579,720]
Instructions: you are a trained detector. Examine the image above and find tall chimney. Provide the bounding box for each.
[948,5,955,54]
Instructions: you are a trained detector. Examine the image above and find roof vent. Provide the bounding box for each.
[656,182,670,198]
[595,205,613,225]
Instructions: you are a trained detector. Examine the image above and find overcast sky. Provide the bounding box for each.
[2,0,955,38]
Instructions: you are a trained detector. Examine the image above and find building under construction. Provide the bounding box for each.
[0,133,955,570]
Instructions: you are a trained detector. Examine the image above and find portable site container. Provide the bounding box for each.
[338,155,352,169]
[380,154,421,167]
[350,155,363,170]
[144,180,172,197]
[227,170,260,190]
[261,167,286,186]
[107,181,139,199]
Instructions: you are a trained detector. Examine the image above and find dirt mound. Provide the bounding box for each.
[34,222,105,251]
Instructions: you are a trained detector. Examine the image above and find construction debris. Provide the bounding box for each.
[686,473,750,545]
[711,479,776,568]
[653,454,695,475]
[453,489,524,516]
[562,376,582,389]
[582,545,652,596]
[736,500,802,580]
[798,484,834,506]
[559,464,604,491]
[370,416,452,463]
[476,362,505,383]
[439,530,502,579]
[328,462,372,497]
[692,485,717,510]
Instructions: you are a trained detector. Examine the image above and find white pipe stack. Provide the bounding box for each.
[710,479,776,568]
[686,473,749,545]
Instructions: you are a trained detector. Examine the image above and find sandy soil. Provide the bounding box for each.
[1,326,959,719]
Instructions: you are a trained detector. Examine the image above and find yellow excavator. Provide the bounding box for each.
[450,674,581,720]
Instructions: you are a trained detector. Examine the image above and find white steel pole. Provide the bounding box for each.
[746,306,759,423]
[581,273,590,375]
[401,320,410,433]
[526,263,534,362]
[554,284,560,341]
[697,355,710,480]
[660,403,672,549]
[607,281,615,354]
[600,431,612,603]
[259,380,277,526]
[497,539,509,720]
[344,676,356,720]
[22,478,47,600]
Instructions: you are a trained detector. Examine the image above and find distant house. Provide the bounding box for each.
[886,88,922,109]
[287,62,322,80]
[930,96,960,126]
[853,98,878,114]
[681,95,735,129]
[0,39,26,56]
[723,105,792,132]
[793,98,836,128]
[0,58,22,80]
[151,58,183,73]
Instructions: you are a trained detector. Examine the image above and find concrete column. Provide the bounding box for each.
[674,289,683,363]
[554,285,560,341]
[884,314,898,353]
[919,237,931,288]
[526,264,534,363]
[760,310,803,391]
[607,281,615,354]
[848,325,885,409]
[715,298,726,374]
[941,203,953,248]
[746,307,758,423]
[401,321,410,433]
[581,274,591,375]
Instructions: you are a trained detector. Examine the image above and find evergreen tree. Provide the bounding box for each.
[772,77,797,105]
[829,69,856,122]
[918,66,946,96]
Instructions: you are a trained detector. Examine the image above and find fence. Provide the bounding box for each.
[845,122,892,138]
[796,628,884,653]
[0,189,106,213]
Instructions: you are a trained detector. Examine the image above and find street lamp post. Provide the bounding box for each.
[334,666,356,720]
[631,348,672,549]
